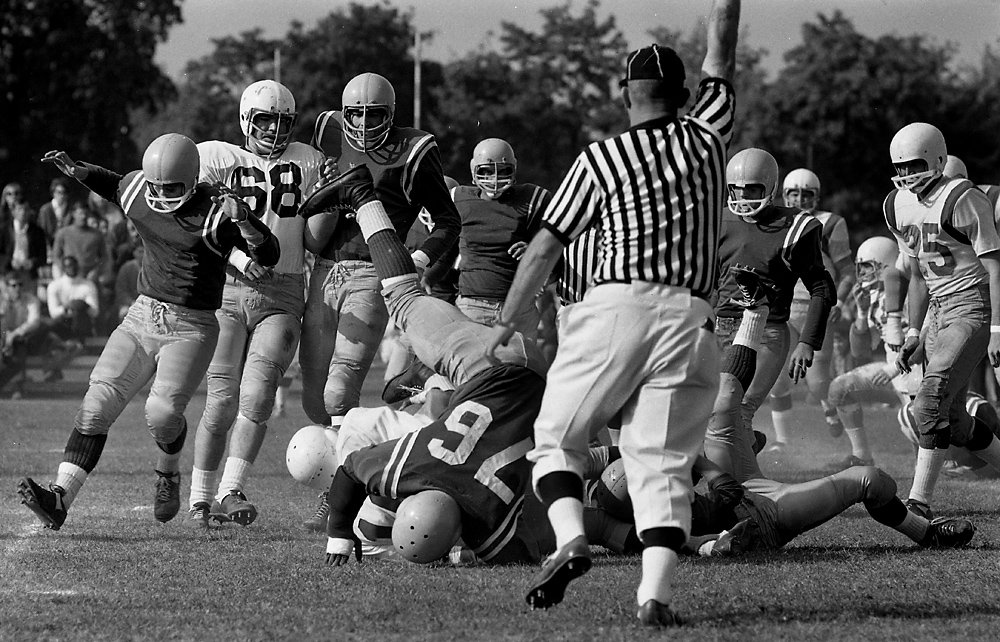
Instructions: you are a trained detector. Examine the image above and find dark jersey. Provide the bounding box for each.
[342,364,546,562]
[716,205,835,346]
[311,112,461,265]
[453,184,551,300]
[81,164,278,310]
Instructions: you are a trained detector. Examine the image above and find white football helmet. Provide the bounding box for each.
[239,80,297,158]
[782,168,821,213]
[470,138,516,199]
[285,425,339,490]
[855,236,899,288]
[342,72,395,152]
[889,122,946,193]
[391,489,462,564]
[943,154,968,179]
[727,148,779,222]
[142,133,200,213]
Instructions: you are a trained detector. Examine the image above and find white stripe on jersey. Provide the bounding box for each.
[780,213,816,269]
[379,430,420,499]
[312,111,338,152]
[121,173,146,214]
[201,202,228,257]
[474,495,524,562]
[400,134,435,203]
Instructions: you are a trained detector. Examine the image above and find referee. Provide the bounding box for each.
[486,0,741,627]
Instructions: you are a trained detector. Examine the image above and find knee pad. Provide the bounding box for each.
[145,394,186,444]
[325,361,365,417]
[75,382,122,436]
[239,374,281,424]
[826,377,852,408]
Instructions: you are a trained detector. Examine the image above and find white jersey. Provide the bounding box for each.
[198,140,324,274]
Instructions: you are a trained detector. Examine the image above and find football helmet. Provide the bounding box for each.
[239,80,297,158]
[470,138,516,199]
[782,168,821,213]
[943,154,968,179]
[285,424,339,491]
[342,72,395,152]
[391,489,462,564]
[727,148,779,222]
[855,236,899,288]
[142,133,200,213]
[593,459,633,523]
[889,122,947,193]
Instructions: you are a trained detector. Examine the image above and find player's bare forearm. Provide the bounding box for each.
[905,268,929,335]
[499,227,565,326]
[702,0,740,82]
[981,252,1000,366]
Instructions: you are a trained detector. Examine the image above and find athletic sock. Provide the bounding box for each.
[546,497,586,550]
[64,429,107,472]
[367,230,417,283]
[968,433,1000,473]
[909,447,947,505]
[155,423,187,475]
[637,546,678,605]
[217,457,252,500]
[771,405,793,446]
[55,462,88,509]
[895,510,930,543]
[190,467,219,508]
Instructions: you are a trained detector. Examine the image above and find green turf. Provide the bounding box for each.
[2,355,1000,641]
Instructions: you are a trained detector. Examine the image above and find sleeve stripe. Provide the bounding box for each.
[781,213,815,269]
[473,495,524,561]
[201,201,228,257]
[312,111,336,152]
[378,431,419,499]
[121,172,146,215]
[401,134,436,202]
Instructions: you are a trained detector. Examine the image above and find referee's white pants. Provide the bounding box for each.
[528,282,720,538]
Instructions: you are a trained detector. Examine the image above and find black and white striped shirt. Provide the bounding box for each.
[542,78,735,300]
[559,225,599,305]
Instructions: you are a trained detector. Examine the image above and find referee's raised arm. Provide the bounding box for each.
[703,0,741,83]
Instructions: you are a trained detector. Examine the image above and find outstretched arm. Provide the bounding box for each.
[702,0,741,83]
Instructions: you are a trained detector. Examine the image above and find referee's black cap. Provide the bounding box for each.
[619,44,685,88]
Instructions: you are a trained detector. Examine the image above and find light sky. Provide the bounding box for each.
[156,0,999,80]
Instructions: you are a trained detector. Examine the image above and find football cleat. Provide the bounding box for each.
[921,517,975,548]
[905,499,934,521]
[153,470,181,523]
[525,535,592,610]
[711,517,760,557]
[18,477,67,530]
[304,492,330,532]
[637,600,684,627]
[298,164,378,218]
[828,454,875,472]
[187,502,211,532]
[212,490,257,527]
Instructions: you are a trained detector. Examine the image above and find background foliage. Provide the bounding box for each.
[3,0,1000,241]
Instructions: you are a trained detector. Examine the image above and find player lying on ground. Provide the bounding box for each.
[18,135,278,530]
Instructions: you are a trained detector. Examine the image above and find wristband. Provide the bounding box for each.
[882,312,904,346]
[410,250,430,271]
[905,328,920,339]
[991,325,1000,333]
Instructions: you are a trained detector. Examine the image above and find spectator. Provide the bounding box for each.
[88,190,129,262]
[47,256,99,343]
[112,219,141,272]
[0,270,77,393]
[1,201,48,279]
[51,201,108,281]
[1,182,31,230]
[113,244,142,322]
[37,177,72,252]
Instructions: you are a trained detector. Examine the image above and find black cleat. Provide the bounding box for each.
[299,164,378,217]
[18,477,67,530]
[637,600,684,627]
[303,492,330,532]
[525,535,591,610]
[153,470,181,523]
[213,490,258,526]
[921,517,975,548]
[712,517,760,557]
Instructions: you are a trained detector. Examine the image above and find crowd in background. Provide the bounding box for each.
[0,179,144,394]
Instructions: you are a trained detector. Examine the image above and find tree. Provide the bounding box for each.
[1,0,181,201]
[428,0,628,189]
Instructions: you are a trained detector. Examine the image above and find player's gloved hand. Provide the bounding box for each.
[508,241,528,261]
[41,150,90,181]
[729,264,774,309]
[324,536,363,566]
[787,341,814,383]
[211,183,252,222]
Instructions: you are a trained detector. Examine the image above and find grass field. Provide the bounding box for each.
[3,348,1000,641]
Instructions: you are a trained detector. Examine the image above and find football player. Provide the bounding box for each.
[299,72,461,531]
[706,148,835,482]
[824,236,910,469]
[884,123,1000,519]
[768,168,856,454]
[301,164,550,564]
[186,80,326,529]
[17,135,278,530]
[452,138,552,338]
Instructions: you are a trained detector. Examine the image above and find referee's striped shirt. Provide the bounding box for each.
[559,225,599,305]
[542,78,735,300]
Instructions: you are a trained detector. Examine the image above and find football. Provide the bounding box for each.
[593,458,633,523]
